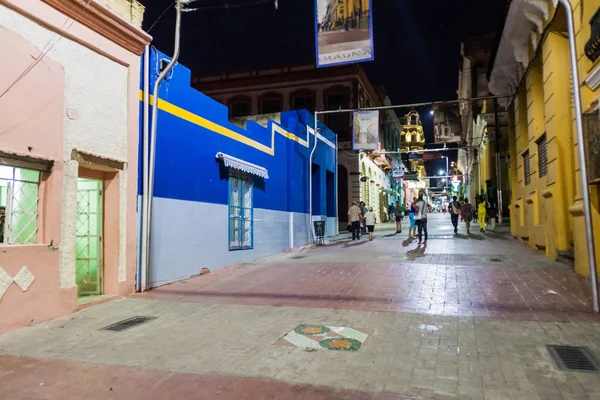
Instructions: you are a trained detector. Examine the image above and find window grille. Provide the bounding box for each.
[228,172,253,250]
[523,150,531,186]
[537,134,548,178]
[0,165,40,244]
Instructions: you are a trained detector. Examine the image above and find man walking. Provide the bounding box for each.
[347,201,363,240]
[449,196,462,234]
[360,201,368,234]
[394,201,403,233]
[415,194,428,246]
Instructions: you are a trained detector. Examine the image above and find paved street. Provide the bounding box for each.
[2,214,600,399]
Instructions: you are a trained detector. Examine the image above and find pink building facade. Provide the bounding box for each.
[0,0,151,332]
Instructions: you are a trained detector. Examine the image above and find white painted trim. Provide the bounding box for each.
[585,64,600,91]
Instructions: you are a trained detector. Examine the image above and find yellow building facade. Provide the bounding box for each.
[489,0,600,277]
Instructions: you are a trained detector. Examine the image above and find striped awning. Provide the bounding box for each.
[215,152,269,179]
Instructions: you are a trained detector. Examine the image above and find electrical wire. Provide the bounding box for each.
[0,0,94,100]
[186,0,279,11]
[147,2,175,33]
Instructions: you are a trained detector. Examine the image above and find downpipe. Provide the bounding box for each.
[138,44,150,292]
[308,113,319,244]
[142,0,184,292]
[559,0,599,312]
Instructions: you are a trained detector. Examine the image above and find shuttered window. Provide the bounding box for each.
[537,134,548,178]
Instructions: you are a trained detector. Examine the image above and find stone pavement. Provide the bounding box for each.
[1,214,600,399]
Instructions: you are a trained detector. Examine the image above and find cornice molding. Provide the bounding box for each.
[41,0,151,55]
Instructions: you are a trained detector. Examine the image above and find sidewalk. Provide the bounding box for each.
[1,214,599,399]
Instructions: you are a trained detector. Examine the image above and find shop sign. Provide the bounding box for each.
[392,169,404,179]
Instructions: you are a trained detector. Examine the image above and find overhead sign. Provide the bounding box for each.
[352,110,379,150]
[315,0,374,67]
[406,180,425,189]
[404,173,419,181]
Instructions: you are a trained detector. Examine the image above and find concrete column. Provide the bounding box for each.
[59,160,79,288]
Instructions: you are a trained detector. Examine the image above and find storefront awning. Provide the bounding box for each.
[215,152,269,179]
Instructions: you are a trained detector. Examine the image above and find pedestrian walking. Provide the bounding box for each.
[408,198,417,238]
[364,207,376,241]
[478,196,487,233]
[414,194,428,246]
[487,202,497,232]
[388,203,396,224]
[449,195,462,234]
[347,201,363,240]
[394,201,403,233]
[462,198,473,234]
[360,201,368,235]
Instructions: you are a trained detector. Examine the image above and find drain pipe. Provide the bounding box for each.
[560,0,599,312]
[308,113,319,243]
[139,44,150,292]
[143,0,184,291]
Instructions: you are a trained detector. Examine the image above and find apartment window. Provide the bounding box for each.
[537,134,548,178]
[0,165,40,244]
[229,101,250,118]
[325,92,350,135]
[260,99,282,114]
[292,96,314,112]
[228,172,253,250]
[523,150,531,186]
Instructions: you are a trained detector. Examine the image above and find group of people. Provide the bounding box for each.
[347,194,430,246]
[447,195,497,234]
[347,201,377,241]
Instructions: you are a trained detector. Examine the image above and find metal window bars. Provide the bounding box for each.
[2,180,39,244]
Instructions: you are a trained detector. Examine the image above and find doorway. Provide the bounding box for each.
[76,178,103,296]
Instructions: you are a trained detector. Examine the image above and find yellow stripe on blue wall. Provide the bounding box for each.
[139,91,312,155]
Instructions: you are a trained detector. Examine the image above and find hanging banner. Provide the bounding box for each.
[432,104,462,144]
[315,0,374,68]
[352,110,379,150]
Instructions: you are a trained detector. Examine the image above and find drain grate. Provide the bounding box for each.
[290,255,306,259]
[547,345,599,372]
[102,316,156,332]
[488,258,503,263]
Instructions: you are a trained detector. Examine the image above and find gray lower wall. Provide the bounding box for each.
[146,197,316,288]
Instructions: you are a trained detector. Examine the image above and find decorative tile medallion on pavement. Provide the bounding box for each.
[279,324,369,352]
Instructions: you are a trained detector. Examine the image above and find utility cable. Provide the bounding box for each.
[147,2,175,33]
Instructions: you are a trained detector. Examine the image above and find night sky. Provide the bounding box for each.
[139,0,507,174]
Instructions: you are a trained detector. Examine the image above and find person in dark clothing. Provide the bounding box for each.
[449,196,462,234]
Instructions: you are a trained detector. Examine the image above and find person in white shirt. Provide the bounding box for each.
[364,207,377,241]
[414,194,428,246]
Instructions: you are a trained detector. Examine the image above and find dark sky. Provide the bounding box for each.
[139,0,506,174]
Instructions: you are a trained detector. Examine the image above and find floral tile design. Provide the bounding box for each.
[278,324,369,352]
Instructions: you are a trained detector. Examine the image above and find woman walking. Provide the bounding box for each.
[462,198,473,234]
[408,198,417,238]
[364,207,377,241]
[477,196,487,233]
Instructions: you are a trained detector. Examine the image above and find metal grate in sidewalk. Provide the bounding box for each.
[102,316,156,332]
[547,345,599,372]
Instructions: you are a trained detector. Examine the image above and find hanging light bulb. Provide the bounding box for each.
[274,0,278,9]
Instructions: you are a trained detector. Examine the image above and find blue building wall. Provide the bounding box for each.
[139,48,337,288]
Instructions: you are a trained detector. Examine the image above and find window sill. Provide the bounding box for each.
[229,247,253,252]
[0,243,54,249]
